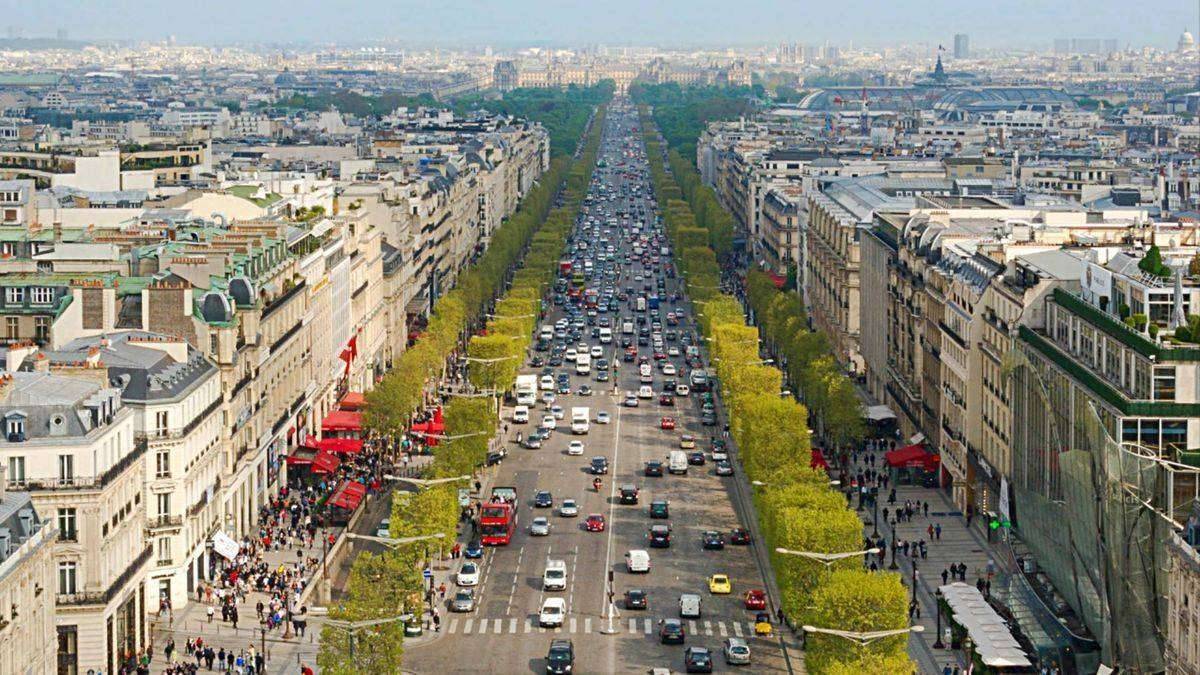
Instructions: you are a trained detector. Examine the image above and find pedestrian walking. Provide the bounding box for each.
[923,501,930,517]
[941,568,949,585]
[935,523,942,540]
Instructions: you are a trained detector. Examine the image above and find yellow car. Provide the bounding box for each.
[708,574,732,594]
[679,435,696,449]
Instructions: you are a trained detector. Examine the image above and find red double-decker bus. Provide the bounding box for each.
[480,501,517,545]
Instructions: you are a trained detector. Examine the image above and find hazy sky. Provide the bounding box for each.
[12,0,1199,49]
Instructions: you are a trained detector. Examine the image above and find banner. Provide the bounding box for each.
[211,531,240,561]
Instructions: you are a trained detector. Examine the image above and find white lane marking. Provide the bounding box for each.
[525,619,533,634]
[732,621,743,637]
[689,620,698,635]
[570,617,577,634]
[628,618,637,633]
[448,618,459,634]
[704,620,713,636]
[477,618,487,635]
[600,399,624,617]
[494,618,503,634]
[718,621,728,637]
[585,617,592,634]
[643,618,652,634]
[509,618,517,634]
[463,618,474,634]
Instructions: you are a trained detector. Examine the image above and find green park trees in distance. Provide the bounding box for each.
[629,82,759,159]
[455,82,615,157]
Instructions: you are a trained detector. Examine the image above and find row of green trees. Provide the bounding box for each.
[629,82,759,159]
[455,83,616,157]
[640,108,911,674]
[316,102,606,674]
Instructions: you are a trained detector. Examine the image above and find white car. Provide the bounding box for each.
[590,345,603,358]
[661,363,677,376]
[675,384,690,397]
[540,375,555,391]
[541,415,557,431]
[551,405,565,420]
[531,517,551,536]
[568,440,586,456]
[565,348,578,363]
[712,448,729,462]
[638,385,654,399]
[539,598,566,627]
[595,411,611,424]
[457,562,480,587]
[541,391,557,406]
[560,499,579,517]
[667,346,681,357]
[513,406,530,423]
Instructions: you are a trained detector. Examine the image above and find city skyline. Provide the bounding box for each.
[11,0,1199,50]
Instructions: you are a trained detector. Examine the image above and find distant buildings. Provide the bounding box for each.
[954,34,970,60]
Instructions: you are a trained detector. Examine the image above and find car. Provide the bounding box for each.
[585,514,606,532]
[531,517,551,536]
[638,385,654,399]
[546,639,575,675]
[559,499,579,517]
[595,370,610,382]
[669,346,682,358]
[624,589,648,610]
[567,440,586,456]
[464,540,484,559]
[701,412,717,426]
[660,416,676,430]
[522,435,543,449]
[624,395,639,407]
[723,637,752,666]
[711,446,729,462]
[539,598,566,627]
[702,531,726,550]
[513,407,530,424]
[556,382,571,394]
[376,518,391,538]
[675,383,690,396]
[590,456,609,474]
[648,524,671,548]
[457,562,480,586]
[708,574,732,594]
[644,460,664,477]
[541,415,558,431]
[619,484,639,504]
[451,589,476,612]
[659,618,686,644]
[578,385,593,396]
[595,410,611,424]
[687,451,706,466]
[659,393,675,406]
[679,435,696,449]
[744,589,767,610]
[649,500,670,519]
[534,491,554,508]
[541,391,557,406]
[530,356,545,367]
[715,461,734,476]
[662,363,677,376]
[543,560,567,591]
[685,646,714,673]
[730,528,751,545]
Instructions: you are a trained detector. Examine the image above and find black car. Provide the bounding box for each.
[701,412,717,426]
[687,451,706,466]
[464,540,484,558]
[530,356,546,367]
[590,456,609,475]
[624,589,648,610]
[619,484,639,505]
[701,531,725,550]
[649,524,671,548]
[486,451,505,466]
[534,491,554,508]
[684,646,713,673]
[595,370,610,382]
[659,618,686,644]
[715,461,734,476]
[546,639,574,675]
[649,500,670,519]
[644,460,664,477]
[730,528,752,545]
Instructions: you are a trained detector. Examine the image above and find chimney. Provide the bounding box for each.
[0,463,8,503]
[53,220,63,244]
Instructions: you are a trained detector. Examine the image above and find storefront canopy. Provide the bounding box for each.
[322,409,363,432]
[328,480,366,510]
[886,443,939,471]
[810,448,829,470]
[866,405,897,422]
[939,582,1033,668]
[339,392,365,411]
[285,447,341,474]
[318,437,363,455]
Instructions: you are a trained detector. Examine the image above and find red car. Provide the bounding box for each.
[660,416,676,430]
[744,589,767,611]
[653,351,667,361]
[730,528,752,545]
[658,393,675,406]
[585,514,606,532]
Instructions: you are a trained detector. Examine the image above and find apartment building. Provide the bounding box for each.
[0,370,149,675]
[1020,160,1131,201]
[0,179,35,229]
[0,142,211,192]
[0,476,56,675]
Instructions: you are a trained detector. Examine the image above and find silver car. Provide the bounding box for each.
[451,589,475,612]
[723,637,751,665]
[531,516,551,536]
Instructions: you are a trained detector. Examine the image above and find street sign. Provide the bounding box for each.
[423,568,433,579]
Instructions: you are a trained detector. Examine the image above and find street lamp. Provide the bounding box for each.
[713,357,773,366]
[800,623,924,647]
[324,614,414,659]
[384,475,472,488]
[463,355,522,364]
[486,313,535,320]
[408,429,490,442]
[775,547,881,568]
[345,532,447,548]
[933,588,946,649]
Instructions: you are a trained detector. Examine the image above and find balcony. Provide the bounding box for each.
[260,278,306,321]
[135,397,222,444]
[147,515,183,531]
[56,545,152,607]
[14,440,147,492]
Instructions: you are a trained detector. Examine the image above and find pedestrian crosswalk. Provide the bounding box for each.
[443,615,767,638]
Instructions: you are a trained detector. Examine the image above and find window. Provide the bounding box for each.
[30,287,53,305]
[57,455,74,483]
[155,493,170,518]
[4,317,16,340]
[57,508,77,541]
[3,287,22,304]
[34,316,48,341]
[157,536,171,564]
[57,562,77,595]
[7,457,23,484]
[5,416,24,440]
[57,625,78,675]
[1154,366,1177,402]
[155,449,170,479]
[155,411,169,437]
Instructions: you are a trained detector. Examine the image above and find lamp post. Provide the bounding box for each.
[871,486,880,538]
[933,588,945,649]
[888,538,899,570]
[800,623,924,648]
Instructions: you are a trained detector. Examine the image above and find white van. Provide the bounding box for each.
[539,597,566,627]
[543,560,567,591]
[540,375,554,391]
[622,321,634,335]
[540,325,554,341]
[625,549,651,573]
[575,353,591,376]
[679,593,702,618]
[513,406,530,424]
[571,407,590,435]
[598,327,613,344]
[668,450,688,475]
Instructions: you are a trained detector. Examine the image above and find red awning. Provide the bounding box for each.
[339,392,365,411]
[432,406,444,424]
[328,480,366,510]
[768,272,786,289]
[319,437,363,455]
[285,446,340,474]
[322,410,362,432]
[810,448,829,470]
[286,447,318,466]
[886,444,930,468]
[299,434,319,450]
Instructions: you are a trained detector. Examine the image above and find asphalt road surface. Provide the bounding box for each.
[404,99,789,675]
